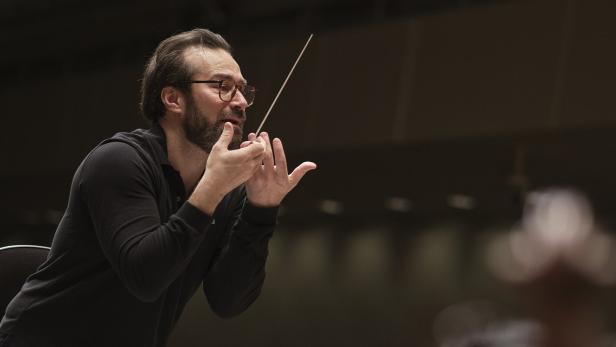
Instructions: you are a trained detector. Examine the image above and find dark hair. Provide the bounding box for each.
[140,28,232,123]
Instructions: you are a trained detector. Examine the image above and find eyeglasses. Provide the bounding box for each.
[189,80,256,106]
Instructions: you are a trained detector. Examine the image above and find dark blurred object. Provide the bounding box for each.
[0,245,50,315]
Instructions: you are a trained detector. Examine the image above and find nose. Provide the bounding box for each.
[229,89,249,110]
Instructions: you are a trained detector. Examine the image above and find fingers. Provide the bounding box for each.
[289,161,317,188]
[260,132,275,172]
[240,133,257,149]
[214,122,234,149]
[234,136,265,160]
[272,137,288,175]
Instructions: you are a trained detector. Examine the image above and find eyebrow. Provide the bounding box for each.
[210,73,248,86]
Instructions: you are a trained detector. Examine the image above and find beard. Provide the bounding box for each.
[182,94,244,152]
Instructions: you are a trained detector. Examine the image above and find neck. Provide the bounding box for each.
[159,120,208,194]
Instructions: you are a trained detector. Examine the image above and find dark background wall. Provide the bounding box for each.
[2,0,616,346]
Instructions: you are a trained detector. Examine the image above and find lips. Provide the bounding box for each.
[224,118,238,125]
[220,108,246,129]
[222,117,243,126]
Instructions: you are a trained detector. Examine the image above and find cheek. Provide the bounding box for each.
[199,100,226,122]
[193,107,220,126]
[191,93,223,113]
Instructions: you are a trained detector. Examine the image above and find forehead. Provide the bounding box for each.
[183,46,245,82]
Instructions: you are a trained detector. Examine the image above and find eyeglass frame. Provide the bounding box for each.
[188,80,256,106]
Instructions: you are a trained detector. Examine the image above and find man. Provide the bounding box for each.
[0,28,316,346]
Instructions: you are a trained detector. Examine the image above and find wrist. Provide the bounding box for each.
[189,178,226,215]
[246,196,281,208]
[248,202,277,208]
[243,201,279,225]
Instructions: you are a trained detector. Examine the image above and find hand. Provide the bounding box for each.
[189,122,266,214]
[241,132,317,207]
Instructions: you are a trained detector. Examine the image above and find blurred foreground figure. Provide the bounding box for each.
[438,188,616,347]
[0,28,316,347]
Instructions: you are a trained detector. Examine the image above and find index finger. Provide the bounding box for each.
[233,140,265,159]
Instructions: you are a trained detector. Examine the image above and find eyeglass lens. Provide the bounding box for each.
[219,81,255,105]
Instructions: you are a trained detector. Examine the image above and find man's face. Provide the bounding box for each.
[181,47,249,152]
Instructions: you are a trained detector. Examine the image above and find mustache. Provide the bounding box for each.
[220,108,246,120]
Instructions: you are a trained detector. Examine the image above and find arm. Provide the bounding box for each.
[202,131,316,318]
[81,142,212,302]
[202,196,278,318]
[82,123,265,303]
[84,123,266,303]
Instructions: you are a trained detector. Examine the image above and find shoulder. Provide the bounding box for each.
[83,141,145,173]
[79,141,155,194]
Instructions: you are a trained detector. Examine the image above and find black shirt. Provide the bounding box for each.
[0,125,277,347]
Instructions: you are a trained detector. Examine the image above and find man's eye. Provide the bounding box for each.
[220,81,234,92]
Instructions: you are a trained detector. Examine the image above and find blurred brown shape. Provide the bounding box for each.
[485,188,616,347]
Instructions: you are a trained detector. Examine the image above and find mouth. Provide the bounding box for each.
[222,117,244,127]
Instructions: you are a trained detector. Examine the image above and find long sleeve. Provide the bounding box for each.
[203,196,278,318]
[80,141,213,302]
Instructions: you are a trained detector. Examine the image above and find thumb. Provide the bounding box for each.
[216,122,234,149]
[289,162,317,189]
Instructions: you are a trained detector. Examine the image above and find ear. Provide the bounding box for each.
[160,86,185,115]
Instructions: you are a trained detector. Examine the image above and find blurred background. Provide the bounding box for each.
[2,0,616,345]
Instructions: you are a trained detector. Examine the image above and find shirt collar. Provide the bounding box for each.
[148,122,172,167]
